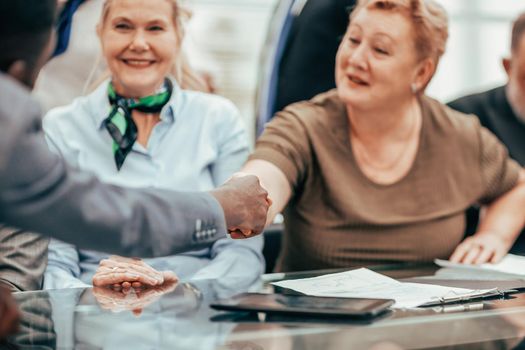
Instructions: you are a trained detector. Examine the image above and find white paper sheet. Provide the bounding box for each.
[272,268,494,308]
[434,267,524,280]
[435,254,525,277]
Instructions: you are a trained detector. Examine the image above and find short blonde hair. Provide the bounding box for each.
[350,0,449,64]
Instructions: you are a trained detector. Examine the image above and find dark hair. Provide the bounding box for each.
[511,12,525,53]
[0,0,57,72]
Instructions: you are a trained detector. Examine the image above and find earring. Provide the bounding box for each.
[411,83,418,94]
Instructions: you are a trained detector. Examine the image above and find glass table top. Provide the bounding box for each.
[4,263,525,350]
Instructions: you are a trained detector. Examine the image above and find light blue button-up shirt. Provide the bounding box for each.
[42,79,264,289]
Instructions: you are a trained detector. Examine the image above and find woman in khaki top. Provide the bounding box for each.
[243,0,525,271]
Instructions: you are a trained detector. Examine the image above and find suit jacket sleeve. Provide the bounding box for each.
[0,225,49,291]
[0,74,227,258]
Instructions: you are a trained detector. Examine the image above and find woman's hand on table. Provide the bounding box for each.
[449,231,513,265]
[92,255,178,289]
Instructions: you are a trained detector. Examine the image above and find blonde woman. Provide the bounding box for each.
[43,0,263,289]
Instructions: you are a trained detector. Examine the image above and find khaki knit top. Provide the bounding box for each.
[250,90,521,272]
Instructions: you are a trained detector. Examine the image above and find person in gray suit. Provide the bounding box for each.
[0,225,48,292]
[0,0,269,338]
[0,0,269,259]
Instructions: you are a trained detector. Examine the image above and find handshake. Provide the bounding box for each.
[210,173,271,239]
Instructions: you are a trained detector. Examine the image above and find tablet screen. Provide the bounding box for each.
[211,293,394,317]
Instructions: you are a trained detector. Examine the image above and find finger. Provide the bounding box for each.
[92,286,122,300]
[473,246,494,265]
[93,272,159,287]
[231,172,250,179]
[131,282,142,289]
[158,281,178,293]
[132,308,143,317]
[100,259,158,276]
[140,287,169,301]
[491,248,507,263]
[449,241,471,263]
[162,271,179,283]
[100,257,131,266]
[96,264,164,285]
[229,230,247,239]
[107,255,127,262]
[461,245,482,264]
[92,286,108,296]
[121,281,132,289]
[107,255,143,264]
[240,229,253,237]
[101,262,164,282]
[137,288,160,298]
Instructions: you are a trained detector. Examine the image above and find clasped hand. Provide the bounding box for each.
[210,173,272,239]
[92,255,178,290]
[92,256,178,315]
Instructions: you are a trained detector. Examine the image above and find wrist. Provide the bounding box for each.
[476,229,515,247]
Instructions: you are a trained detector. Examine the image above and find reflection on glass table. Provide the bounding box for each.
[3,263,525,350]
[4,276,260,350]
[91,280,179,316]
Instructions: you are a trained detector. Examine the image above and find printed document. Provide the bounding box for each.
[272,268,494,308]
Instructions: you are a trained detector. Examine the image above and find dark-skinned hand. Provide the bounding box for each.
[210,173,270,239]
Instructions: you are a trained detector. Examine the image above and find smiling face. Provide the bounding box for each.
[98,0,180,98]
[335,8,427,110]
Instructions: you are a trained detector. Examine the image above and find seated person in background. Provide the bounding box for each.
[0,226,48,292]
[274,0,357,114]
[448,12,525,254]
[258,0,357,135]
[242,0,525,272]
[43,0,263,289]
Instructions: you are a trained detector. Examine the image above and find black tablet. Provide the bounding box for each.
[210,293,394,318]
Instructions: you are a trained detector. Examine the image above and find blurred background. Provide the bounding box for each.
[178,0,523,142]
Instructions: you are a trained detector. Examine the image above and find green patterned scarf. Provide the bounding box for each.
[104,79,173,170]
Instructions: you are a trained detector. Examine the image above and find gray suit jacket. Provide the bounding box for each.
[0,73,226,257]
[0,225,48,292]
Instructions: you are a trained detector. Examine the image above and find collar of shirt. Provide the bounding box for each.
[91,77,182,130]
